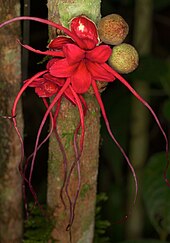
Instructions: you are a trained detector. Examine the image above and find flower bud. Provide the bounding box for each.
[70,15,99,49]
[109,43,139,74]
[98,14,129,45]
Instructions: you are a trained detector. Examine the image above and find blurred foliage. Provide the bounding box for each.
[119,240,168,243]
[23,204,54,242]
[153,0,170,10]
[163,100,170,121]
[120,0,170,10]
[129,57,170,86]
[142,153,170,241]
[160,61,170,97]
[94,193,111,243]
[99,83,130,240]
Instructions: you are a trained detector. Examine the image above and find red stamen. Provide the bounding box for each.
[18,40,65,57]
[103,63,170,187]
[0,16,85,48]
[53,98,68,209]
[29,78,71,185]
[92,79,138,213]
[22,98,54,214]
[70,86,85,150]
[12,70,48,120]
[11,70,48,201]
[65,87,85,230]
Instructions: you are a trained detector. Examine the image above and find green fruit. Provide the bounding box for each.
[108,43,139,74]
[98,14,129,45]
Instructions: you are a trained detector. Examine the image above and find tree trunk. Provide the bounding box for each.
[126,0,153,239]
[0,1,23,242]
[47,1,101,242]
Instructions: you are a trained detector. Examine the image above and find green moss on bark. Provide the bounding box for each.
[58,0,101,27]
[47,1,101,242]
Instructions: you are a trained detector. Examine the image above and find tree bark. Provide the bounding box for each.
[126,0,153,239]
[0,1,23,242]
[47,1,101,242]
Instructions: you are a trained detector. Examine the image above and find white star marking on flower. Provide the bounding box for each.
[78,22,85,32]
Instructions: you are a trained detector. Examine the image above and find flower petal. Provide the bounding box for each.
[70,16,99,49]
[71,61,91,93]
[46,58,58,69]
[49,58,78,78]
[63,44,85,65]
[86,45,112,63]
[43,81,58,96]
[48,36,74,49]
[43,73,65,86]
[87,61,115,81]
[35,87,47,97]
[35,81,58,97]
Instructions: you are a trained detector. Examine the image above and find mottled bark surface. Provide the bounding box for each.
[0,1,23,242]
[47,1,101,242]
[48,97,100,243]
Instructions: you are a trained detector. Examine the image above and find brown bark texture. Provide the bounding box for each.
[47,1,101,242]
[0,1,23,242]
[48,97,100,243]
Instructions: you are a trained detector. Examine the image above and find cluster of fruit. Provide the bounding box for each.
[98,14,139,74]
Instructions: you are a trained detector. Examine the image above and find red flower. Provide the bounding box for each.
[28,76,59,98]
[70,15,99,49]
[49,43,114,93]
[20,16,115,94]
[0,14,169,231]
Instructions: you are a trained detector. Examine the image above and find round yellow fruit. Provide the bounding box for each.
[98,14,129,45]
[108,43,139,74]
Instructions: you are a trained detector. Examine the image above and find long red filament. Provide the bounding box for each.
[53,98,69,209]
[103,63,170,186]
[65,87,85,230]
[24,98,54,179]
[0,16,85,48]
[12,70,48,120]
[22,98,54,216]
[18,40,65,57]
[92,79,138,209]
[11,71,48,207]
[28,78,71,186]
[70,86,85,151]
